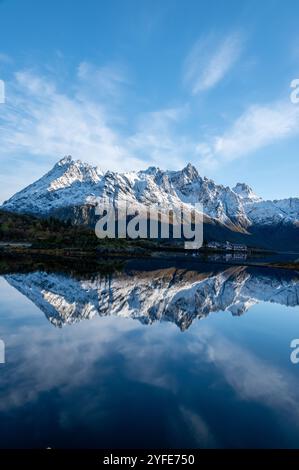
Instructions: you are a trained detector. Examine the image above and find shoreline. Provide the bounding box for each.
[0,245,299,273]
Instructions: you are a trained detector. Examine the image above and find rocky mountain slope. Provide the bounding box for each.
[2,156,299,249]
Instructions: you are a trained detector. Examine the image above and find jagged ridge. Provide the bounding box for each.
[2,156,299,248]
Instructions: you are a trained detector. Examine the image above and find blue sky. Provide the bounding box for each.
[0,0,299,202]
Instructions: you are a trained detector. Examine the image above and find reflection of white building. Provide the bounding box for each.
[207,241,220,249]
[207,241,247,252]
[233,243,248,252]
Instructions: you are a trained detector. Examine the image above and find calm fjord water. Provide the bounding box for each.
[0,259,299,448]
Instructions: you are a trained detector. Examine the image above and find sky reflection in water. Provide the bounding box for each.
[0,262,299,448]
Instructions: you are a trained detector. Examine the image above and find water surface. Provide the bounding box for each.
[0,259,299,448]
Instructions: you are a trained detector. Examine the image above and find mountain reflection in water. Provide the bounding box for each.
[1,259,299,449]
[4,260,299,330]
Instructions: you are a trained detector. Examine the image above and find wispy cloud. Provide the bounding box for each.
[0,66,194,201]
[189,326,299,422]
[2,56,299,203]
[0,67,193,172]
[0,68,142,171]
[0,52,12,64]
[77,61,129,101]
[180,406,216,448]
[184,32,243,94]
[197,100,299,168]
[127,106,192,168]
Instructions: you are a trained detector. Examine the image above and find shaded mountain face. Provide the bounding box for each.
[5,265,299,330]
[2,156,299,249]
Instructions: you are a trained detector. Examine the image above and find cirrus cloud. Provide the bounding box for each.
[197,100,299,168]
[184,32,243,94]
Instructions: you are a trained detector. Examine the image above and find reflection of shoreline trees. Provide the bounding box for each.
[0,253,124,278]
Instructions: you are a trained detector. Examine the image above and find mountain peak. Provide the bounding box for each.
[182,162,199,179]
[46,156,103,193]
[56,155,74,167]
[3,156,299,239]
[143,166,161,176]
[232,182,261,202]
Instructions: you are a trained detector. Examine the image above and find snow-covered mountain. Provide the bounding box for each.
[2,156,299,248]
[5,266,299,330]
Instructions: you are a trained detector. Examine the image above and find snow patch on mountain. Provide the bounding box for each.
[2,156,299,229]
